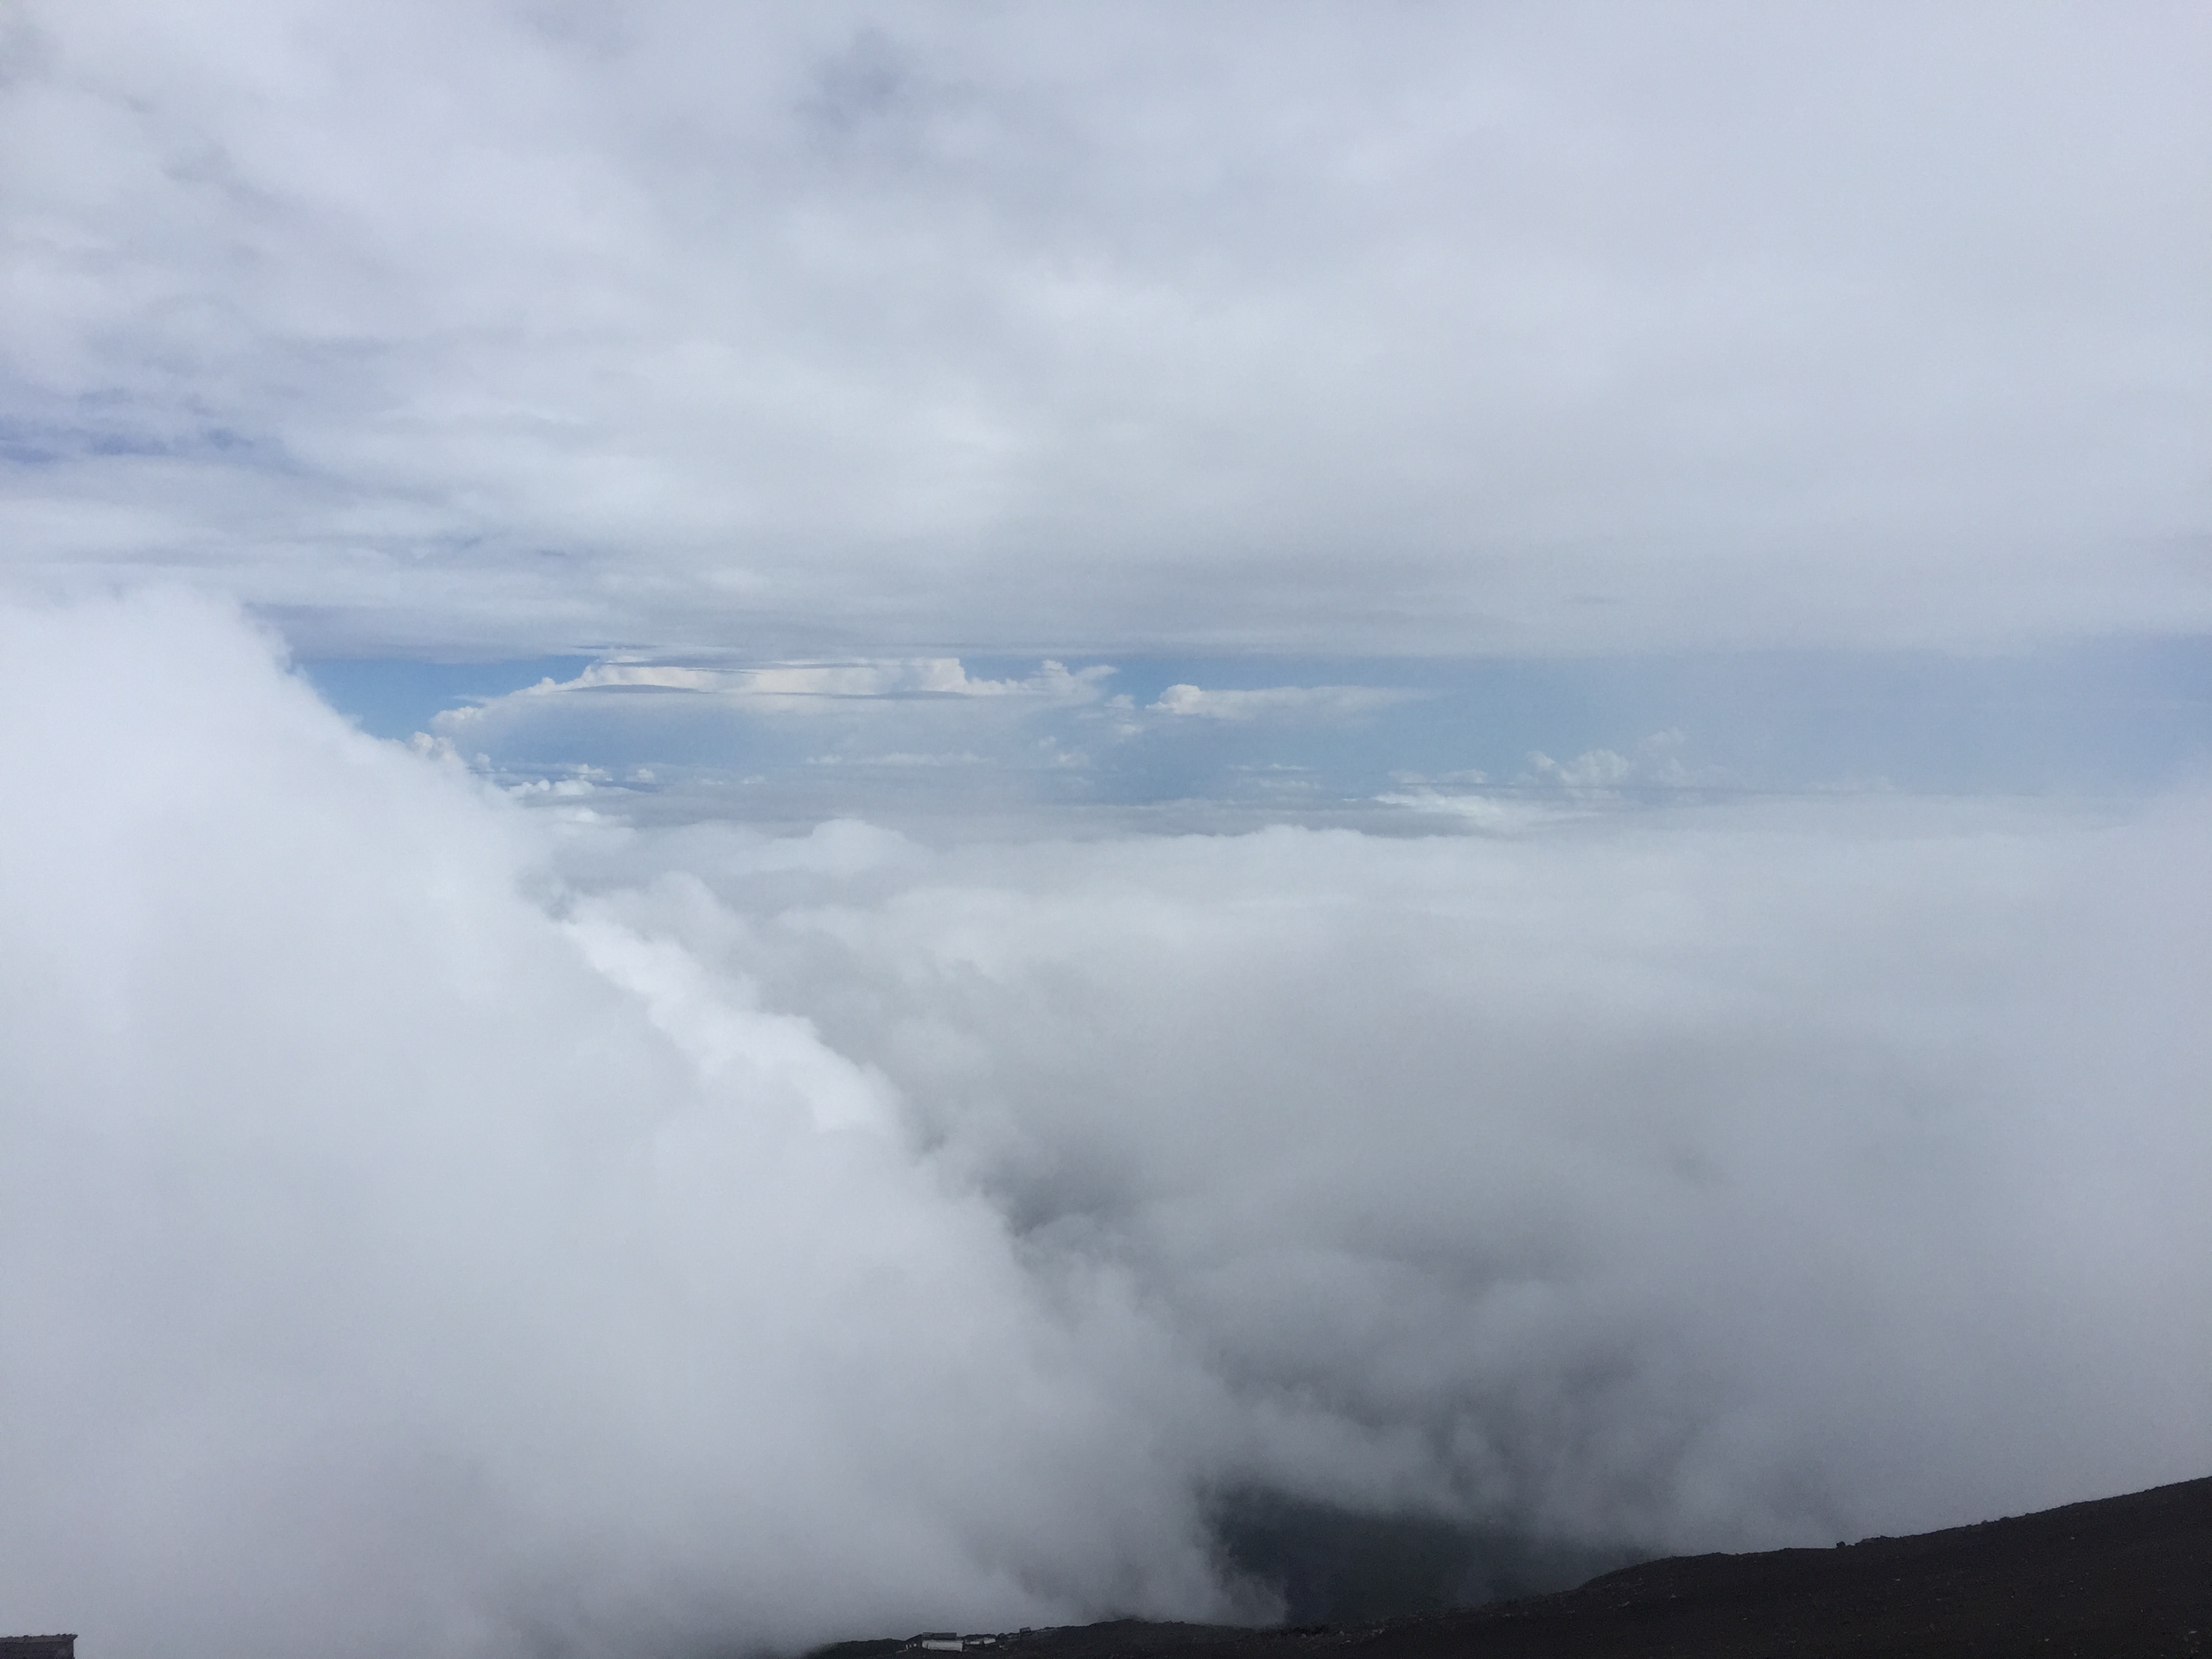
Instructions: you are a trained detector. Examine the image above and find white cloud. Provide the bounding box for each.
[1519,729,1732,796]
[1148,683,1420,722]
[806,750,990,768]
[1378,731,1733,818]
[514,659,1114,706]
[421,655,1118,804]
[663,795,2212,1532]
[0,596,1242,1659]
[1370,790,1551,832]
[1,3,2203,657]
[573,787,2212,1561]
[6,596,2211,1658]
[5,4,2208,1644]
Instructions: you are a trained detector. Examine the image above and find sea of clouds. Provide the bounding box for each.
[5,594,2208,1658]
[4,4,2205,1652]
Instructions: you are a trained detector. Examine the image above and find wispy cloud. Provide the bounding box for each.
[1146,683,1423,722]
[474,657,1113,710]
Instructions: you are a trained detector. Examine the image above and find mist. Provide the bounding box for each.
[5,595,2207,1658]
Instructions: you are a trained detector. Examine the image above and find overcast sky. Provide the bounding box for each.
[4,11,2211,1659]
[5,1,2205,659]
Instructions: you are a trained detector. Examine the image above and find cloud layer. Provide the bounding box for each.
[4,2,2205,656]
[7,9,2207,1653]
[5,597,2209,1658]
[590,795,2212,1553]
[0,596,1240,1657]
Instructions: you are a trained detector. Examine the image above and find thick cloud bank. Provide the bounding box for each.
[5,597,2211,1658]
[0,596,1232,1656]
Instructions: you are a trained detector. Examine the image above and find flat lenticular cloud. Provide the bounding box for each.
[1146,684,1421,722]
[5,598,2211,1659]
[521,660,1112,704]
[423,654,1121,806]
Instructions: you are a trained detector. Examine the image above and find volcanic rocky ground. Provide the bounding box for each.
[813,1474,2212,1659]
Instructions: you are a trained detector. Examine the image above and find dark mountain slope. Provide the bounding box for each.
[1356,1471,2212,1658]
[875,1473,2212,1659]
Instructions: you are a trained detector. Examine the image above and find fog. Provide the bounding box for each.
[5,596,2207,1657]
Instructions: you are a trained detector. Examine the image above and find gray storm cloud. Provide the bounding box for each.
[5,597,2210,1658]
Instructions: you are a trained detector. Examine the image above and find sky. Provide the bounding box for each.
[2,6,2210,1659]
